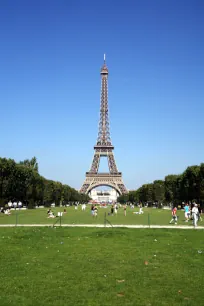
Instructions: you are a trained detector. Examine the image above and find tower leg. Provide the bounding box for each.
[89,153,100,173]
[80,183,90,194]
[107,153,118,173]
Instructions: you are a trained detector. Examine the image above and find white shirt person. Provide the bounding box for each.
[192,204,199,227]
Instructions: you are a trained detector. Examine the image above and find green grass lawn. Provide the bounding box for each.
[0,227,203,306]
[0,206,203,227]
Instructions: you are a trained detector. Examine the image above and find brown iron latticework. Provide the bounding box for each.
[80,55,127,195]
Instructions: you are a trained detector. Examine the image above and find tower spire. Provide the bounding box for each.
[97,56,110,146]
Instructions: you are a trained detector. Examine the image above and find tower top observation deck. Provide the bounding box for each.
[100,54,108,75]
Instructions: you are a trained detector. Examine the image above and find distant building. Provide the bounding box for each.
[89,188,118,203]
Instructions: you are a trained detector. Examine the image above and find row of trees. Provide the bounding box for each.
[0,157,90,207]
[118,164,204,206]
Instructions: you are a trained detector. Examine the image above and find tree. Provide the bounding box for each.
[164,175,179,204]
[61,185,72,204]
[153,180,165,204]
[0,156,87,208]
[128,190,139,203]
[43,180,56,206]
[19,157,38,173]
[53,182,63,206]
[11,164,34,203]
[199,164,204,203]
[117,193,129,204]
[0,158,16,205]
[181,166,200,202]
[145,184,154,202]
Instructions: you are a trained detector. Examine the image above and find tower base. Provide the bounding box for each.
[80,173,127,195]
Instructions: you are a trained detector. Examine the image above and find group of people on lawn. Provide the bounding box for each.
[170,203,202,227]
[47,208,67,218]
[108,203,143,217]
[46,203,202,227]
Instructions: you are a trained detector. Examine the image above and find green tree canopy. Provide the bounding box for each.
[0,157,90,207]
[117,163,204,206]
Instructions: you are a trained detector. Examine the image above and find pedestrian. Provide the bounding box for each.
[91,205,95,217]
[187,204,191,220]
[192,203,199,227]
[81,203,86,211]
[94,205,98,217]
[184,203,189,222]
[198,205,202,221]
[139,204,143,214]
[124,205,127,216]
[169,206,178,224]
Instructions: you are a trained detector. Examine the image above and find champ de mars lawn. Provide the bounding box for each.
[0,227,203,306]
[0,206,203,227]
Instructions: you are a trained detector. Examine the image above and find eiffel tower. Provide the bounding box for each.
[80,55,127,195]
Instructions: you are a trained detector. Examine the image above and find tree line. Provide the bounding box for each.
[0,157,90,207]
[118,164,204,206]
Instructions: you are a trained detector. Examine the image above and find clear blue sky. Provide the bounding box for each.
[1,0,204,190]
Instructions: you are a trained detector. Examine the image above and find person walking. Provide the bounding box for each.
[94,205,98,217]
[198,205,202,221]
[81,203,86,211]
[169,206,178,224]
[124,205,127,216]
[114,204,118,215]
[187,204,191,220]
[91,204,95,217]
[184,203,189,222]
[139,203,144,214]
[192,203,199,227]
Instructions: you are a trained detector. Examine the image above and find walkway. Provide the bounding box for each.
[0,224,204,229]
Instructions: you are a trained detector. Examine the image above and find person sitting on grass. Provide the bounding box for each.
[133,204,144,215]
[4,209,11,215]
[47,209,55,218]
[169,206,178,224]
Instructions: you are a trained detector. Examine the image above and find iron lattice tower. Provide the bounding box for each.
[80,55,127,195]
